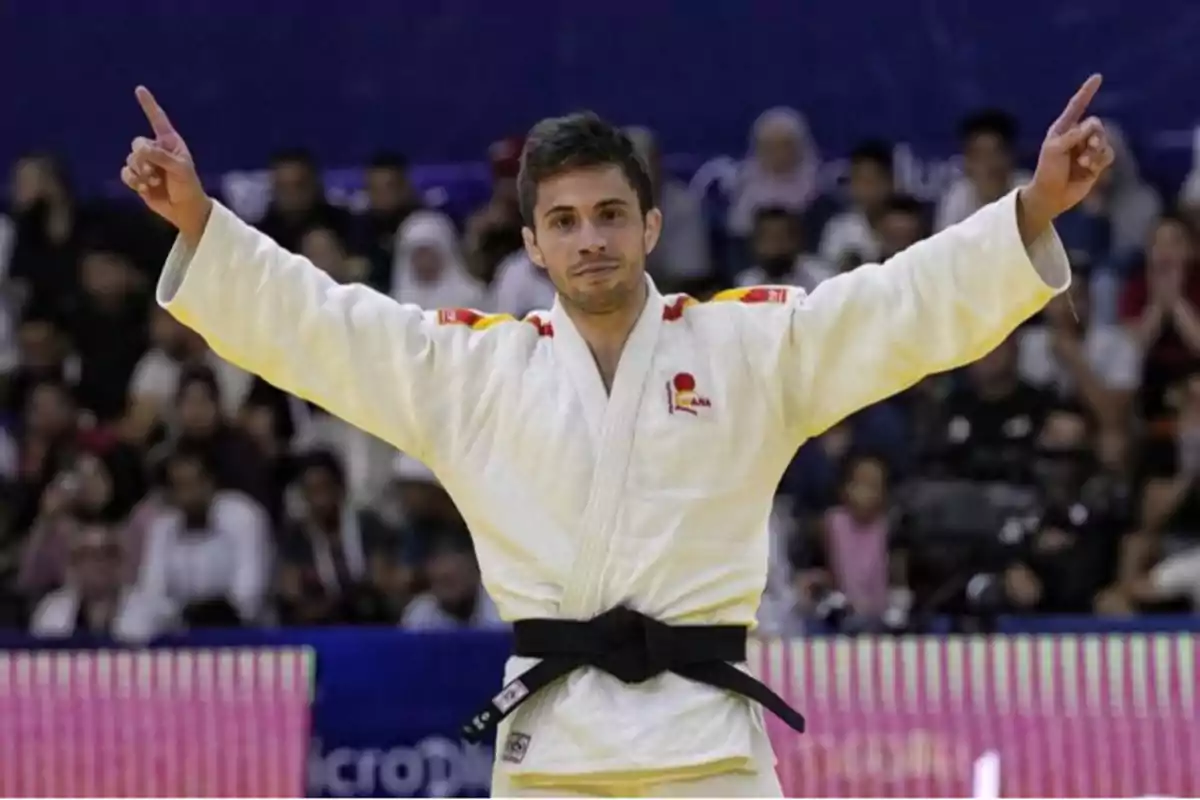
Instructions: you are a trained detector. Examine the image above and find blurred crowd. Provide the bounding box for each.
[1,103,1200,643]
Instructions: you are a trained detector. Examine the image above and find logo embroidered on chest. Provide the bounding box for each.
[666,372,711,416]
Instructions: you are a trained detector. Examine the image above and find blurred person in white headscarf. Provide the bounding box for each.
[1177,168,1200,236]
[726,107,822,238]
[1084,122,1161,258]
[390,211,488,310]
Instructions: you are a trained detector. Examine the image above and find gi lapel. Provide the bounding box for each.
[553,277,665,618]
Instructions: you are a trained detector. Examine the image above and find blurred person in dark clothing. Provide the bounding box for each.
[936,110,1030,232]
[353,152,421,292]
[67,240,149,425]
[6,152,95,310]
[388,453,467,550]
[163,366,271,508]
[735,207,834,292]
[1000,405,1117,613]
[124,306,251,446]
[877,194,928,260]
[464,136,526,283]
[10,378,83,534]
[1100,372,1200,614]
[401,536,504,630]
[2,306,74,419]
[256,149,352,251]
[1019,274,1139,429]
[1119,215,1200,428]
[926,336,1050,483]
[820,141,895,271]
[276,450,407,625]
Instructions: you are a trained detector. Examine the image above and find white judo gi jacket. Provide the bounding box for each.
[156,189,1069,790]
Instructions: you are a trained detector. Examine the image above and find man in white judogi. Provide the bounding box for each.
[121,77,1114,797]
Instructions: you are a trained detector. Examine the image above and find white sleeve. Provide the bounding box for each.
[156,202,504,463]
[742,190,1070,442]
[132,516,179,625]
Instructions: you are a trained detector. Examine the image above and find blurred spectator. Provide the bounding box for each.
[1120,215,1200,427]
[17,446,155,598]
[1019,276,1139,428]
[387,454,467,546]
[927,336,1050,483]
[735,207,834,291]
[124,307,252,445]
[819,141,895,271]
[625,126,713,290]
[276,450,405,625]
[464,137,526,284]
[10,379,84,534]
[67,240,148,424]
[727,107,822,238]
[132,446,269,630]
[7,152,95,312]
[489,250,556,317]
[401,537,504,631]
[2,305,75,419]
[300,226,365,285]
[391,211,488,310]
[163,366,271,508]
[877,194,928,260]
[352,152,422,292]
[28,524,157,641]
[819,454,910,630]
[1054,123,1160,272]
[1179,169,1200,234]
[256,149,352,252]
[935,110,1031,232]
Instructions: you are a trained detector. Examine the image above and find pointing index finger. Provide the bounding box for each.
[135,85,176,137]
[1049,74,1103,136]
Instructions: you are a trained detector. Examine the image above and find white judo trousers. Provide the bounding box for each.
[155,189,1069,797]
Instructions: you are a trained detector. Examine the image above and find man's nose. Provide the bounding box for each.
[576,220,607,254]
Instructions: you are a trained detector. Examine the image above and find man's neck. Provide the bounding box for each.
[563,281,649,392]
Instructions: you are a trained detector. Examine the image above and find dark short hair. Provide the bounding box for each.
[270,148,319,171]
[959,110,1018,148]
[517,111,655,227]
[296,449,346,489]
[849,140,894,174]
[752,206,800,233]
[163,442,217,482]
[368,151,409,173]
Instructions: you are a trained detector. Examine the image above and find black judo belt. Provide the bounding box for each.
[461,606,806,743]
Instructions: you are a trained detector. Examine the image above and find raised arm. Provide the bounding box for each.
[748,75,1116,442]
[121,87,485,460]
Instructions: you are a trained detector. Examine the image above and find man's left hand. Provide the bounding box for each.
[1019,74,1116,234]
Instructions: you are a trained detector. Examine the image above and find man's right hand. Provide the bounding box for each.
[121,86,212,247]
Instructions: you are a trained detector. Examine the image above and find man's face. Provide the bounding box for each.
[427,550,477,607]
[168,458,213,517]
[272,162,318,215]
[752,216,799,265]
[848,160,892,215]
[522,165,660,315]
[963,132,1012,185]
[18,320,62,370]
[301,465,343,523]
[300,229,349,282]
[878,210,923,260]
[365,167,413,215]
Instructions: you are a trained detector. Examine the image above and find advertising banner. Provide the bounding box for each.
[0,648,313,797]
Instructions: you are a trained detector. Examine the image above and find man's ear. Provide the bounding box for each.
[643,208,663,255]
[522,226,546,269]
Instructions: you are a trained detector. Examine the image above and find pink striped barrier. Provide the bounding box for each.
[755,634,1200,797]
[0,649,313,797]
